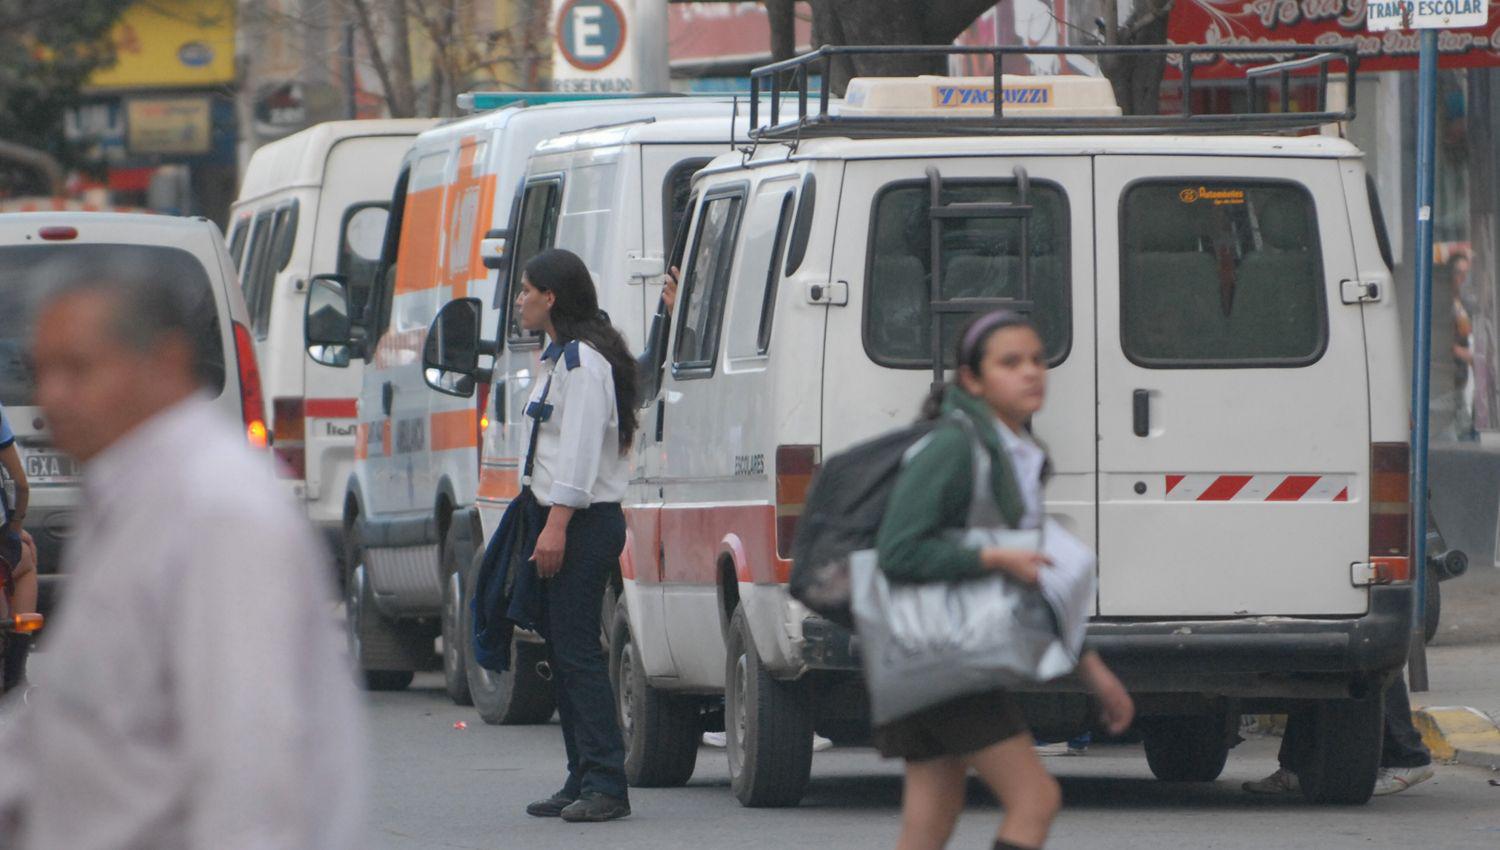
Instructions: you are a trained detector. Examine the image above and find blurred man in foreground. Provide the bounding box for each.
[0,261,366,849]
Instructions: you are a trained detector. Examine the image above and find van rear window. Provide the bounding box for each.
[0,244,227,407]
[865,180,1071,367]
[1119,181,1326,367]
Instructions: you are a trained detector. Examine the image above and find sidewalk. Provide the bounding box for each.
[1410,563,1500,767]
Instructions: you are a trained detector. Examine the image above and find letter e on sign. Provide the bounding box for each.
[557,0,628,72]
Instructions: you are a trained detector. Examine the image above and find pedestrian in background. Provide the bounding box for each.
[874,311,1133,850]
[0,260,366,849]
[0,401,37,691]
[513,248,637,823]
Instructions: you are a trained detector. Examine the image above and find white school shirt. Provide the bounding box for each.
[995,420,1045,530]
[0,396,367,850]
[525,340,630,508]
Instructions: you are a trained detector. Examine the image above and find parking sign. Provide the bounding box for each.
[557,0,628,71]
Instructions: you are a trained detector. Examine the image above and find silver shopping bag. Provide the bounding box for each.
[850,520,1096,726]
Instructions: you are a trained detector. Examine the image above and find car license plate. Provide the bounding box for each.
[22,450,80,484]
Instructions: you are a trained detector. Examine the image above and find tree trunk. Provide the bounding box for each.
[1100,0,1175,116]
[388,0,419,116]
[765,0,796,63]
[809,0,1003,95]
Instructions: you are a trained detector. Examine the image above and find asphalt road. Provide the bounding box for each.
[368,674,1500,850]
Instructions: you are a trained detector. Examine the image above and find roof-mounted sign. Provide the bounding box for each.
[840,75,1121,118]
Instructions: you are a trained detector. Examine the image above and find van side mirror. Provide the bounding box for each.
[304,274,358,368]
[424,297,494,397]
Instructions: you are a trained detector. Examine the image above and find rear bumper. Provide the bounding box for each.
[800,585,1414,700]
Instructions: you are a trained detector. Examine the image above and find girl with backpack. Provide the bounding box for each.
[874,311,1134,850]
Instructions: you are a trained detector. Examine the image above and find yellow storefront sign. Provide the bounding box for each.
[89,0,235,90]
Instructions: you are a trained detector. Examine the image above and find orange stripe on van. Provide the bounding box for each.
[478,465,521,501]
[430,408,479,452]
[395,184,446,295]
[354,423,370,460]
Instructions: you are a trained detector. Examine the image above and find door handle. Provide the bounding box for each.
[382,381,394,417]
[654,399,666,443]
[1133,389,1150,437]
[494,380,506,423]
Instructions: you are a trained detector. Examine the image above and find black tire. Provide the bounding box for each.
[725,605,813,807]
[441,522,473,706]
[344,523,416,692]
[610,603,700,787]
[461,550,555,725]
[1141,711,1236,782]
[1422,568,1441,644]
[1299,692,1384,805]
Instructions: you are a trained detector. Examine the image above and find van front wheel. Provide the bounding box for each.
[462,551,555,725]
[1141,710,1236,782]
[441,522,473,706]
[610,604,700,787]
[1298,692,1384,805]
[725,605,813,807]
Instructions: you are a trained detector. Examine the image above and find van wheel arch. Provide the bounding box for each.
[716,557,741,643]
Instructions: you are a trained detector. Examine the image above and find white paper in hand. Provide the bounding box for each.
[1038,518,1097,659]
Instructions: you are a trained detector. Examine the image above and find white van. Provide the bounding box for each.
[229,119,436,556]
[431,48,1414,807]
[306,97,745,700]
[0,213,270,612]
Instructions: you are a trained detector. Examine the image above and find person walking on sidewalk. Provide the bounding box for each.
[514,249,637,823]
[0,262,366,849]
[875,311,1134,850]
[1243,675,1436,797]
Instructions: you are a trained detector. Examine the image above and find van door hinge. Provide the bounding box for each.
[806,281,848,306]
[625,252,665,283]
[1340,279,1381,304]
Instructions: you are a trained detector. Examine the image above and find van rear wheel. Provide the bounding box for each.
[610,604,700,787]
[461,550,556,725]
[1298,692,1384,805]
[1141,710,1236,782]
[725,605,813,807]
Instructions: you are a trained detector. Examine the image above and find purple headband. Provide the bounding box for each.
[959,310,1027,362]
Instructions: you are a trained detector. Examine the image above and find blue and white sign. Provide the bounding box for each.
[557,0,628,72]
[1367,0,1491,31]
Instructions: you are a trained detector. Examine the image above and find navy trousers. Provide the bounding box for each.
[539,501,629,799]
[1279,674,1431,772]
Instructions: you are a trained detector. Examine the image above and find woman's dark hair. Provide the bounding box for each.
[524,248,639,453]
[920,310,1039,420]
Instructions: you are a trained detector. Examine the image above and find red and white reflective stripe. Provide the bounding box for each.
[1165,474,1350,502]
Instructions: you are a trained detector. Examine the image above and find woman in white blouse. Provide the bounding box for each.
[513,248,639,823]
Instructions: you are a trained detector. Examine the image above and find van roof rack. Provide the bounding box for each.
[456,90,690,114]
[748,44,1358,139]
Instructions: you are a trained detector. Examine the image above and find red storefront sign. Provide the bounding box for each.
[1167,0,1500,77]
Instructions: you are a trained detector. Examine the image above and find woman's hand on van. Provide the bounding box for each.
[661,267,680,313]
[979,548,1051,585]
[1078,651,1135,736]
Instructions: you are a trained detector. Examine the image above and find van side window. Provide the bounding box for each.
[674,190,744,373]
[227,218,250,270]
[728,188,795,359]
[662,157,712,250]
[337,203,389,328]
[1120,180,1327,367]
[240,210,276,334]
[505,178,562,342]
[865,180,1071,367]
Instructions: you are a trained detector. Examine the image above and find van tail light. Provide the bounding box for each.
[475,381,492,475]
[272,397,306,479]
[774,445,820,560]
[1368,442,1411,583]
[232,321,270,450]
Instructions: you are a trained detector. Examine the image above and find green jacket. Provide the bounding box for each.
[875,386,1028,583]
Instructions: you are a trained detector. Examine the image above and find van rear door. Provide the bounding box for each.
[1093,156,1369,617]
[822,156,1097,573]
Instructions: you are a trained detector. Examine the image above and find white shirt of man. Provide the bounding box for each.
[996,420,1046,530]
[0,396,366,850]
[524,340,630,508]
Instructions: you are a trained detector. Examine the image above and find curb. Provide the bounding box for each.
[1412,706,1500,769]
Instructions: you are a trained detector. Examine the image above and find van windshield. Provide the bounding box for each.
[865,179,1071,367]
[0,244,227,407]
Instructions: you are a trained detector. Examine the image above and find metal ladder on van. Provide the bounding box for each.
[924,164,1035,385]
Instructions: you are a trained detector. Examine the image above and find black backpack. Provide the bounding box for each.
[789,419,941,627]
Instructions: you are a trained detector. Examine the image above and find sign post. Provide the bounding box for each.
[1367,0,1489,692]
